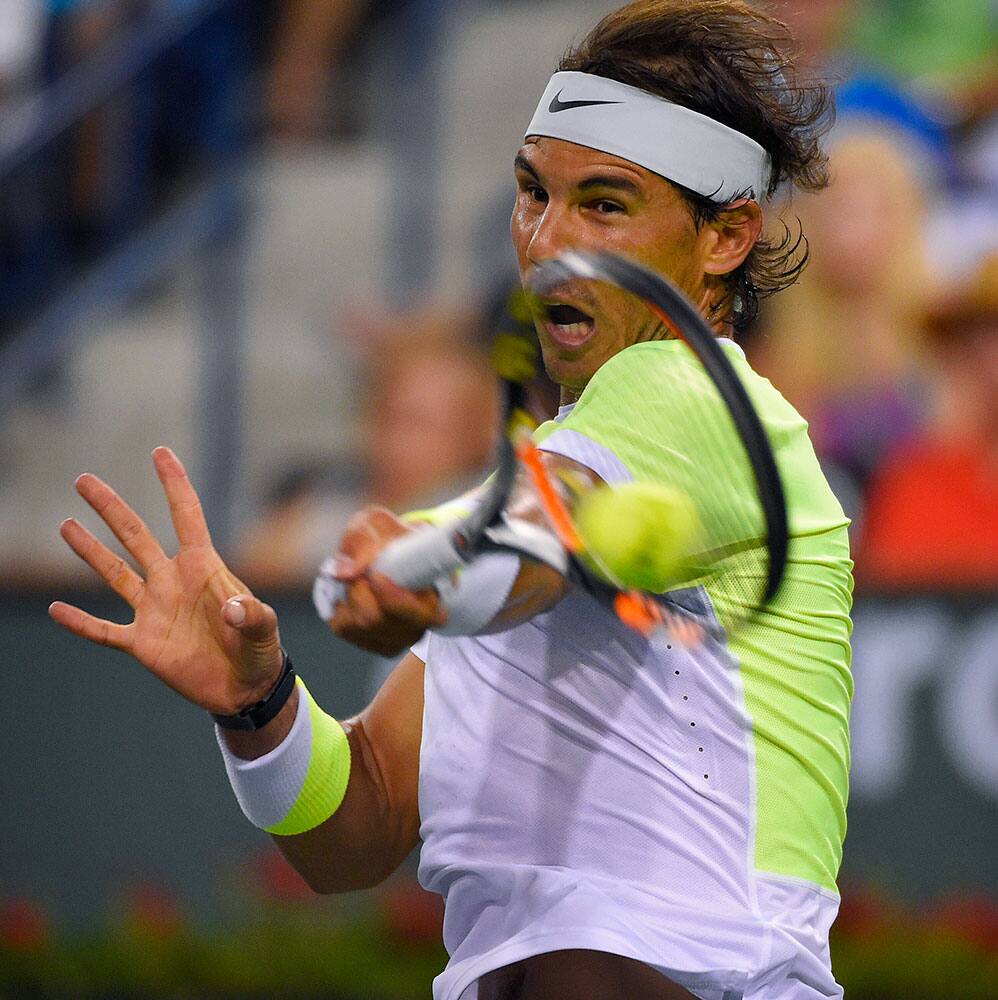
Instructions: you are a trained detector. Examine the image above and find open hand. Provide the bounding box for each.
[49,447,284,715]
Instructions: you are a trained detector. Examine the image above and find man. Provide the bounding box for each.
[51,3,853,998]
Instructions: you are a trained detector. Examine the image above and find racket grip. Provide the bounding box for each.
[312,526,466,623]
[372,525,464,590]
[312,561,347,622]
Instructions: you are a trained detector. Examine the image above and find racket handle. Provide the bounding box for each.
[373,525,464,589]
[312,526,465,622]
[312,564,346,622]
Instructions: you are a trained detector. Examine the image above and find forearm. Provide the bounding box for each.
[274,717,417,893]
[472,556,570,633]
[218,656,423,894]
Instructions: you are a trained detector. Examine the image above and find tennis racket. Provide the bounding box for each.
[314,250,788,646]
[311,293,567,620]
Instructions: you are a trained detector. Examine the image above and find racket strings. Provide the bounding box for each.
[510,350,773,641]
[512,251,785,641]
[517,435,695,641]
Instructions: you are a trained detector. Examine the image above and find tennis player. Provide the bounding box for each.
[51,3,853,998]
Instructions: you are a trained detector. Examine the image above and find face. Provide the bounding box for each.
[511,137,715,401]
[810,134,924,296]
[368,353,499,506]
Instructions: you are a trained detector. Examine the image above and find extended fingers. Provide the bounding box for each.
[152,447,211,549]
[48,601,132,652]
[60,518,144,605]
[75,473,166,571]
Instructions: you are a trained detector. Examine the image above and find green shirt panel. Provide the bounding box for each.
[538,340,853,892]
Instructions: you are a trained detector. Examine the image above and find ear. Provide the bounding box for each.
[700,199,763,277]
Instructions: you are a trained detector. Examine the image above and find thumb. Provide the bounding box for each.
[222,594,278,643]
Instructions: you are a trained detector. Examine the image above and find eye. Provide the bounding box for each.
[524,183,548,204]
[591,199,625,215]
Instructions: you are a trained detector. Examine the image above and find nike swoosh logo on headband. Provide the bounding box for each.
[548,90,622,113]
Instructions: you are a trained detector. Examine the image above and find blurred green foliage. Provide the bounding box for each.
[0,906,446,999]
[3,884,997,1000]
[849,0,996,83]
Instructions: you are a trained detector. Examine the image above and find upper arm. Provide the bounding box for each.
[352,648,426,841]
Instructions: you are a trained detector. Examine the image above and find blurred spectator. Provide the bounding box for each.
[748,87,947,495]
[264,0,369,141]
[774,0,857,76]
[928,101,998,286]
[0,1,46,105]
[345,275,559,424]
[42,2,146,259]
[0,1,73,337]
[264,0,445,143]
[50,0,254,251]
[233,327,500,588]
[857,255,998,591]
[0,0,258,335]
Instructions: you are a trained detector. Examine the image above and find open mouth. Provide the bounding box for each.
[543,302,596,348]
[546,303,591,325]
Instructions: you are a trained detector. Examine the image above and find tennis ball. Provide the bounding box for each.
[574,481,702,591]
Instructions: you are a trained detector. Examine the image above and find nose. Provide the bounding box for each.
[525,200,573,268]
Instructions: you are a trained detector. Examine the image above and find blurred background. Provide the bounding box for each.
[0,0,995,997]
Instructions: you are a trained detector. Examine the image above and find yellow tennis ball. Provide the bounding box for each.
[574,481,702,591]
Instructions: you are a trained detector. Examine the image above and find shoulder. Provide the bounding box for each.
[574,341,705,409]
[562,339,776,442]
[538,342,726,485]
[572,339,783,418]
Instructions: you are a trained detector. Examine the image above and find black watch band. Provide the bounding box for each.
[212,653,296,731]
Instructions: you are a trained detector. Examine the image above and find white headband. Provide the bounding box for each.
[525,71,771,203]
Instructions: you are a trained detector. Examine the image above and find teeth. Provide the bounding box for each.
[553,322,591,337]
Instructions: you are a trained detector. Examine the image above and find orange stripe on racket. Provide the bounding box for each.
[515,436,583,553]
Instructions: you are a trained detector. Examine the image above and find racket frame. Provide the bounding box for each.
[315,250,789,637]
[530,250,789,608]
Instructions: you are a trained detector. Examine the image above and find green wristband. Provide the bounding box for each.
[265,680,351,836]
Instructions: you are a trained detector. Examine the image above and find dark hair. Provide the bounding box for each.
[559,0,832,328]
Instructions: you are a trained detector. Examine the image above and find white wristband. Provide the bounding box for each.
[215,682,313,829]
[217,678,351,836]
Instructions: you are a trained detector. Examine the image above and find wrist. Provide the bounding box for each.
[433,552,521,636]
[214,652,296,732]
[216,678,351,834]
[220,683,300,761]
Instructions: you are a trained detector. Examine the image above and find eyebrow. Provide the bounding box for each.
[514,154,643,197]
[514,154,541,181]
[577,174,642,196]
